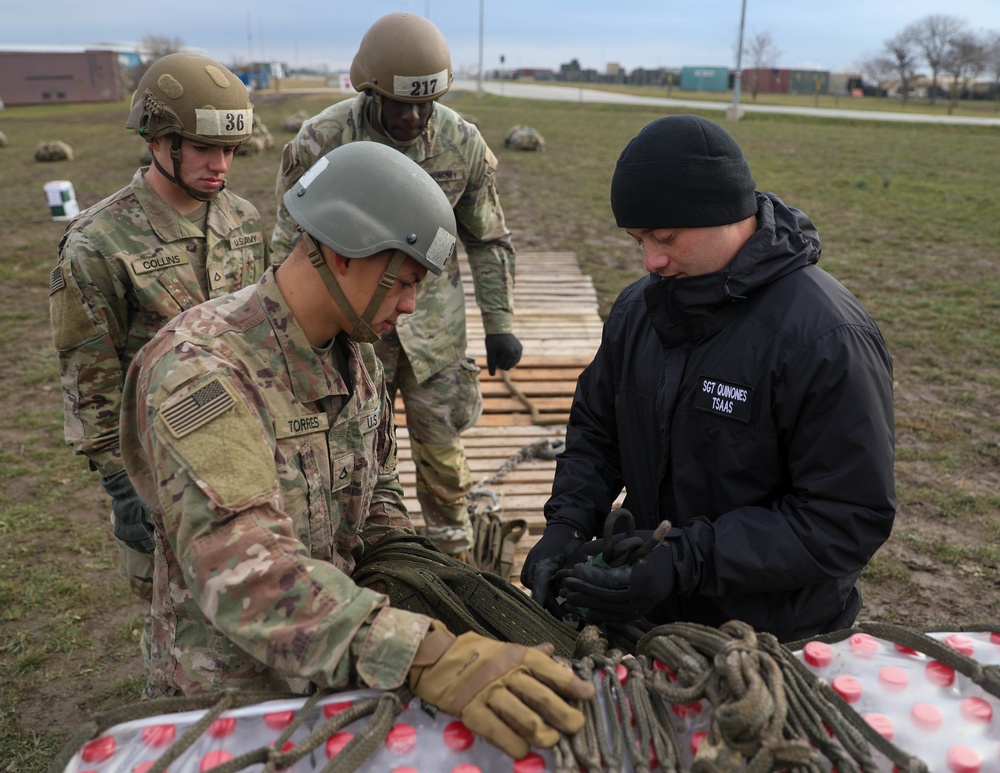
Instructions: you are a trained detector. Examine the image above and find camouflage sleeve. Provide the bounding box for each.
[456,134,516,335]
[49,229,131,475]
[361,383,415,542]
[271,134,311,258]
[272,105,352,258]
[136,350,431,690]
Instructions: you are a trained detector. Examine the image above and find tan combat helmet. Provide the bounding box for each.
[350,13,453,104]
[126,52,253,200]
[350,13,453,147]
[284,142,457,343]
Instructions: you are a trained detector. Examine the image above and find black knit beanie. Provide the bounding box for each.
[610,115,758,229]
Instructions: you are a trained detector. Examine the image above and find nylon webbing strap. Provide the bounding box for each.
[353,530,579,657]
[302,232,405,344]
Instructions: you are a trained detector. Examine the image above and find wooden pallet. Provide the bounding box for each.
[395,252,604,586]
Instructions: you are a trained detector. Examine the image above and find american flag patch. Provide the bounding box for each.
[161,377,236,438]
[49,266,66,295]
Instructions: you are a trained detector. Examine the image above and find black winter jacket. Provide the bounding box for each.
[546,192,895,641]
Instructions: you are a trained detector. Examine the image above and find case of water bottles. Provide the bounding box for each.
[797,630,1000,773]
[59,630,1000,773]
[62,689,556,773]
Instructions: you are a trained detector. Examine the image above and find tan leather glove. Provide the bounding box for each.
[408,622,596,759]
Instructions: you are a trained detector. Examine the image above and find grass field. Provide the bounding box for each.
[1,86,998,769]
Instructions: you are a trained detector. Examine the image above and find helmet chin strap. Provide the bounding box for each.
[149,134,225,202]
[372,94,425,148]
[301,231,406,344]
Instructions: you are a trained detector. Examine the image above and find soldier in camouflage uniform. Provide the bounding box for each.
[120,143,594,760]
[272,13,523,559]
[48,53,268,610]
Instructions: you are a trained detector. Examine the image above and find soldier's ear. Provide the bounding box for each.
[330,251,351,276]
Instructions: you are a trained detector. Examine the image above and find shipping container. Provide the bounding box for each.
[680,66,729,92]
[742,68,791,95]
[0,49,126,106]
[789,70,830,95]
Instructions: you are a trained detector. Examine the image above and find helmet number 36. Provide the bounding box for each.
[225,112,246,133]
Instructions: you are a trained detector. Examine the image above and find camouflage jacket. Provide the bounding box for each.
[120,267,432,696]
[272,95,515,383]
[49,168,269,476]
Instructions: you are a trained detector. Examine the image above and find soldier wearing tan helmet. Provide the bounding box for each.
[48,52,269,660]
[273,13,523,561]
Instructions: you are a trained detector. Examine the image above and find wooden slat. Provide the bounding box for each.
[396,251,604,585]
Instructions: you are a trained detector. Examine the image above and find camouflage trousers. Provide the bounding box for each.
[377,342,483,556]
[110,511,153,668]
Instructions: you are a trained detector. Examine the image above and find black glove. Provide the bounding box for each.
[100,470,155,554]
[484,333,523,376]
[521,524,588,614]
[556,540,675,625]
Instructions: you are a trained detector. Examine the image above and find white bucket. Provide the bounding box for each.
[44,180,79,221]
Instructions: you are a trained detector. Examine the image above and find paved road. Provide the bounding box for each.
[454,79,1000,127]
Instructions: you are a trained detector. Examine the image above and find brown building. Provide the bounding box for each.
[0,49,126,106]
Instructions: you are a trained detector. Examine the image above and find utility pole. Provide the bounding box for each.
[477,0,484,97]
[727,0,747,121]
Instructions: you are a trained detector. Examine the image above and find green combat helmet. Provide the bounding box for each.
[284,141,458,343]
[126,52,253,200]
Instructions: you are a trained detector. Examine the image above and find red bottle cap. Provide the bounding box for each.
[200,750,233,771]
[926,660,955,686]
[946,745,981,773]
[444,720,475,751]
[960,696,993,723]
[945,634,975,657]
[323,700,354,718]
[385,723,418,755]
[803,641,833,668]
[206,717,236,738]
[863,713,894,740]
[326,732,354,759]
[832,674,862,703]
[849,633,878,658]
[911,701,943,731]
[878,665,909,692]
[264,710,296,730]
[81,736,116,764]
[141,724,176,748]
[512,752,547,773]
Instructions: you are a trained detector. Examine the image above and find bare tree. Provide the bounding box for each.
[139,35,185,62]
[859,55,895,99]
[132,35,186,86]
[941,31,989,114]
[744,30,781,102]
[986,31,1000,112]
[906,15,967,105]
[885,30,919,108]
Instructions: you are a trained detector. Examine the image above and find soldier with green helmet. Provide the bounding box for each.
[120,142,593,760]
[273,13,522,560]
[48,52,269,618]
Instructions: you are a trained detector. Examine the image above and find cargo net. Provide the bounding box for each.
[55,620,1000,773]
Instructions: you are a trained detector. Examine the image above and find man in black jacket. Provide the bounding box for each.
[521,115,895,643]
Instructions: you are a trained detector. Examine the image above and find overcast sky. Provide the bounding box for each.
[6,1,1000,75]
